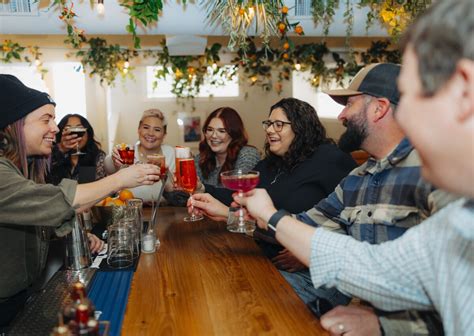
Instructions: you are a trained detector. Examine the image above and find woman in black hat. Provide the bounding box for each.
[0,74,161,328]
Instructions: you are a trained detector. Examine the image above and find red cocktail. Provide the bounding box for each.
[147,154,167,179]
[220,169,260,233]
[179,157,203,222]
[118,145,135,165]
[220,174,260,192]
[174,146,190,190]
[179,159,197,194]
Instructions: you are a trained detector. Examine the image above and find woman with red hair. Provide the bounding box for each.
[195,107,260,188]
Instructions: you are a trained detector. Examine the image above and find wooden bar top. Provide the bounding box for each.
[122,207,327,335]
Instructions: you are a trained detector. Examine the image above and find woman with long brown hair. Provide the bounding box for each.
[195,107,260,188]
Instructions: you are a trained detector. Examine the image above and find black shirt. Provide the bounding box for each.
[206,144,357,257]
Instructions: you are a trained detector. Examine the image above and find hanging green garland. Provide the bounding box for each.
[73,37,136,85]
[152,40,237,98]
[1,36,401,98]
[0,40,48,78]
[310,0,432,40]
[120,0,165,49]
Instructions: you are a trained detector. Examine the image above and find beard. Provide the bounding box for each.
[338,113,369,153]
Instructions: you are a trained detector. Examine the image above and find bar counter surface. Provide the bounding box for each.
[122,207,327,335]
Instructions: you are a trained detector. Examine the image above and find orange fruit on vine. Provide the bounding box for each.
[119,189,134,202]
[278,23,286,32]
[283,42,290,50]
[282,53,289,59]
[281,6,288,14]
[295,25,303,35]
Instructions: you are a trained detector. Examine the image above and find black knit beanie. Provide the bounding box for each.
[0,74,56,129]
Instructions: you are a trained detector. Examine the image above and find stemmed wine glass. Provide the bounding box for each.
[68,127,87,156]
[220,169,260,233]
[179,158,204,222]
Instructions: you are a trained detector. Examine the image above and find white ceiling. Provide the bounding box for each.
[0,0,388,37]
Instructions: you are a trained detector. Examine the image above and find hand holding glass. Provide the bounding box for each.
[147,154,167,179]
[179,158,204,222]
[221,169,260,233]
[117,144,135,166]
[68,127,87,156]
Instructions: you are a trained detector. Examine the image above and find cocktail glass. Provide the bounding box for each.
[68,127,87,156]
[117,144,135,166]
[179,158,204,222]
[146,153,168,226]
[147,154,167,179]
[220,169,260,233]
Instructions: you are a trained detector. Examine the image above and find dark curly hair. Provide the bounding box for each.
[198,107,249,179]
[264,98,334,171]
[56,114,105,167]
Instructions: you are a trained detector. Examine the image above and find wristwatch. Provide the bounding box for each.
[267,209,290,232]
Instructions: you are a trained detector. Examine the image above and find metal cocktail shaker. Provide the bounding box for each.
[65,213,92,270]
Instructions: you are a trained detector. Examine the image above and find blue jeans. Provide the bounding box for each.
[280,269,351,308]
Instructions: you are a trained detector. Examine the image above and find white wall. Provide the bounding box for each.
[105,67,289,154]
[98,66,345,155]
[0,48,346,154]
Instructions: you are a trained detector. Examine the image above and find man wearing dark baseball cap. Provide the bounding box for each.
[324,63,400,106]
[265,63,456,334]
[323,63,401,154]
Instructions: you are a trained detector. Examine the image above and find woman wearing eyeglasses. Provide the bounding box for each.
[201,98,356,208]
[195,107,260,189]
[191,97,356,266]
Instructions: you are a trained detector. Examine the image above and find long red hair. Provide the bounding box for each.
[199,107,249,180]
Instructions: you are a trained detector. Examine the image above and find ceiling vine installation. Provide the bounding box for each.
[1,0,430,100]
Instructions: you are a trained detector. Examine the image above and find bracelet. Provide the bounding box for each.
[267,209,290,232]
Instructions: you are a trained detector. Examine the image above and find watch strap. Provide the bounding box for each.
[267,209,290,232]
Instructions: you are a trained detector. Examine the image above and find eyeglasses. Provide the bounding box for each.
[261,120,292,132]
[205,127,228,136]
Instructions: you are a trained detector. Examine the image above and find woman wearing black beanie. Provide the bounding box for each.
[0,75,161,328]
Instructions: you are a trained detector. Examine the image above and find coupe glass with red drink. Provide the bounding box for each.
[68,127,87,156]
[117,144,135,166]
[179,158,204,222]
[220,169,260,233]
